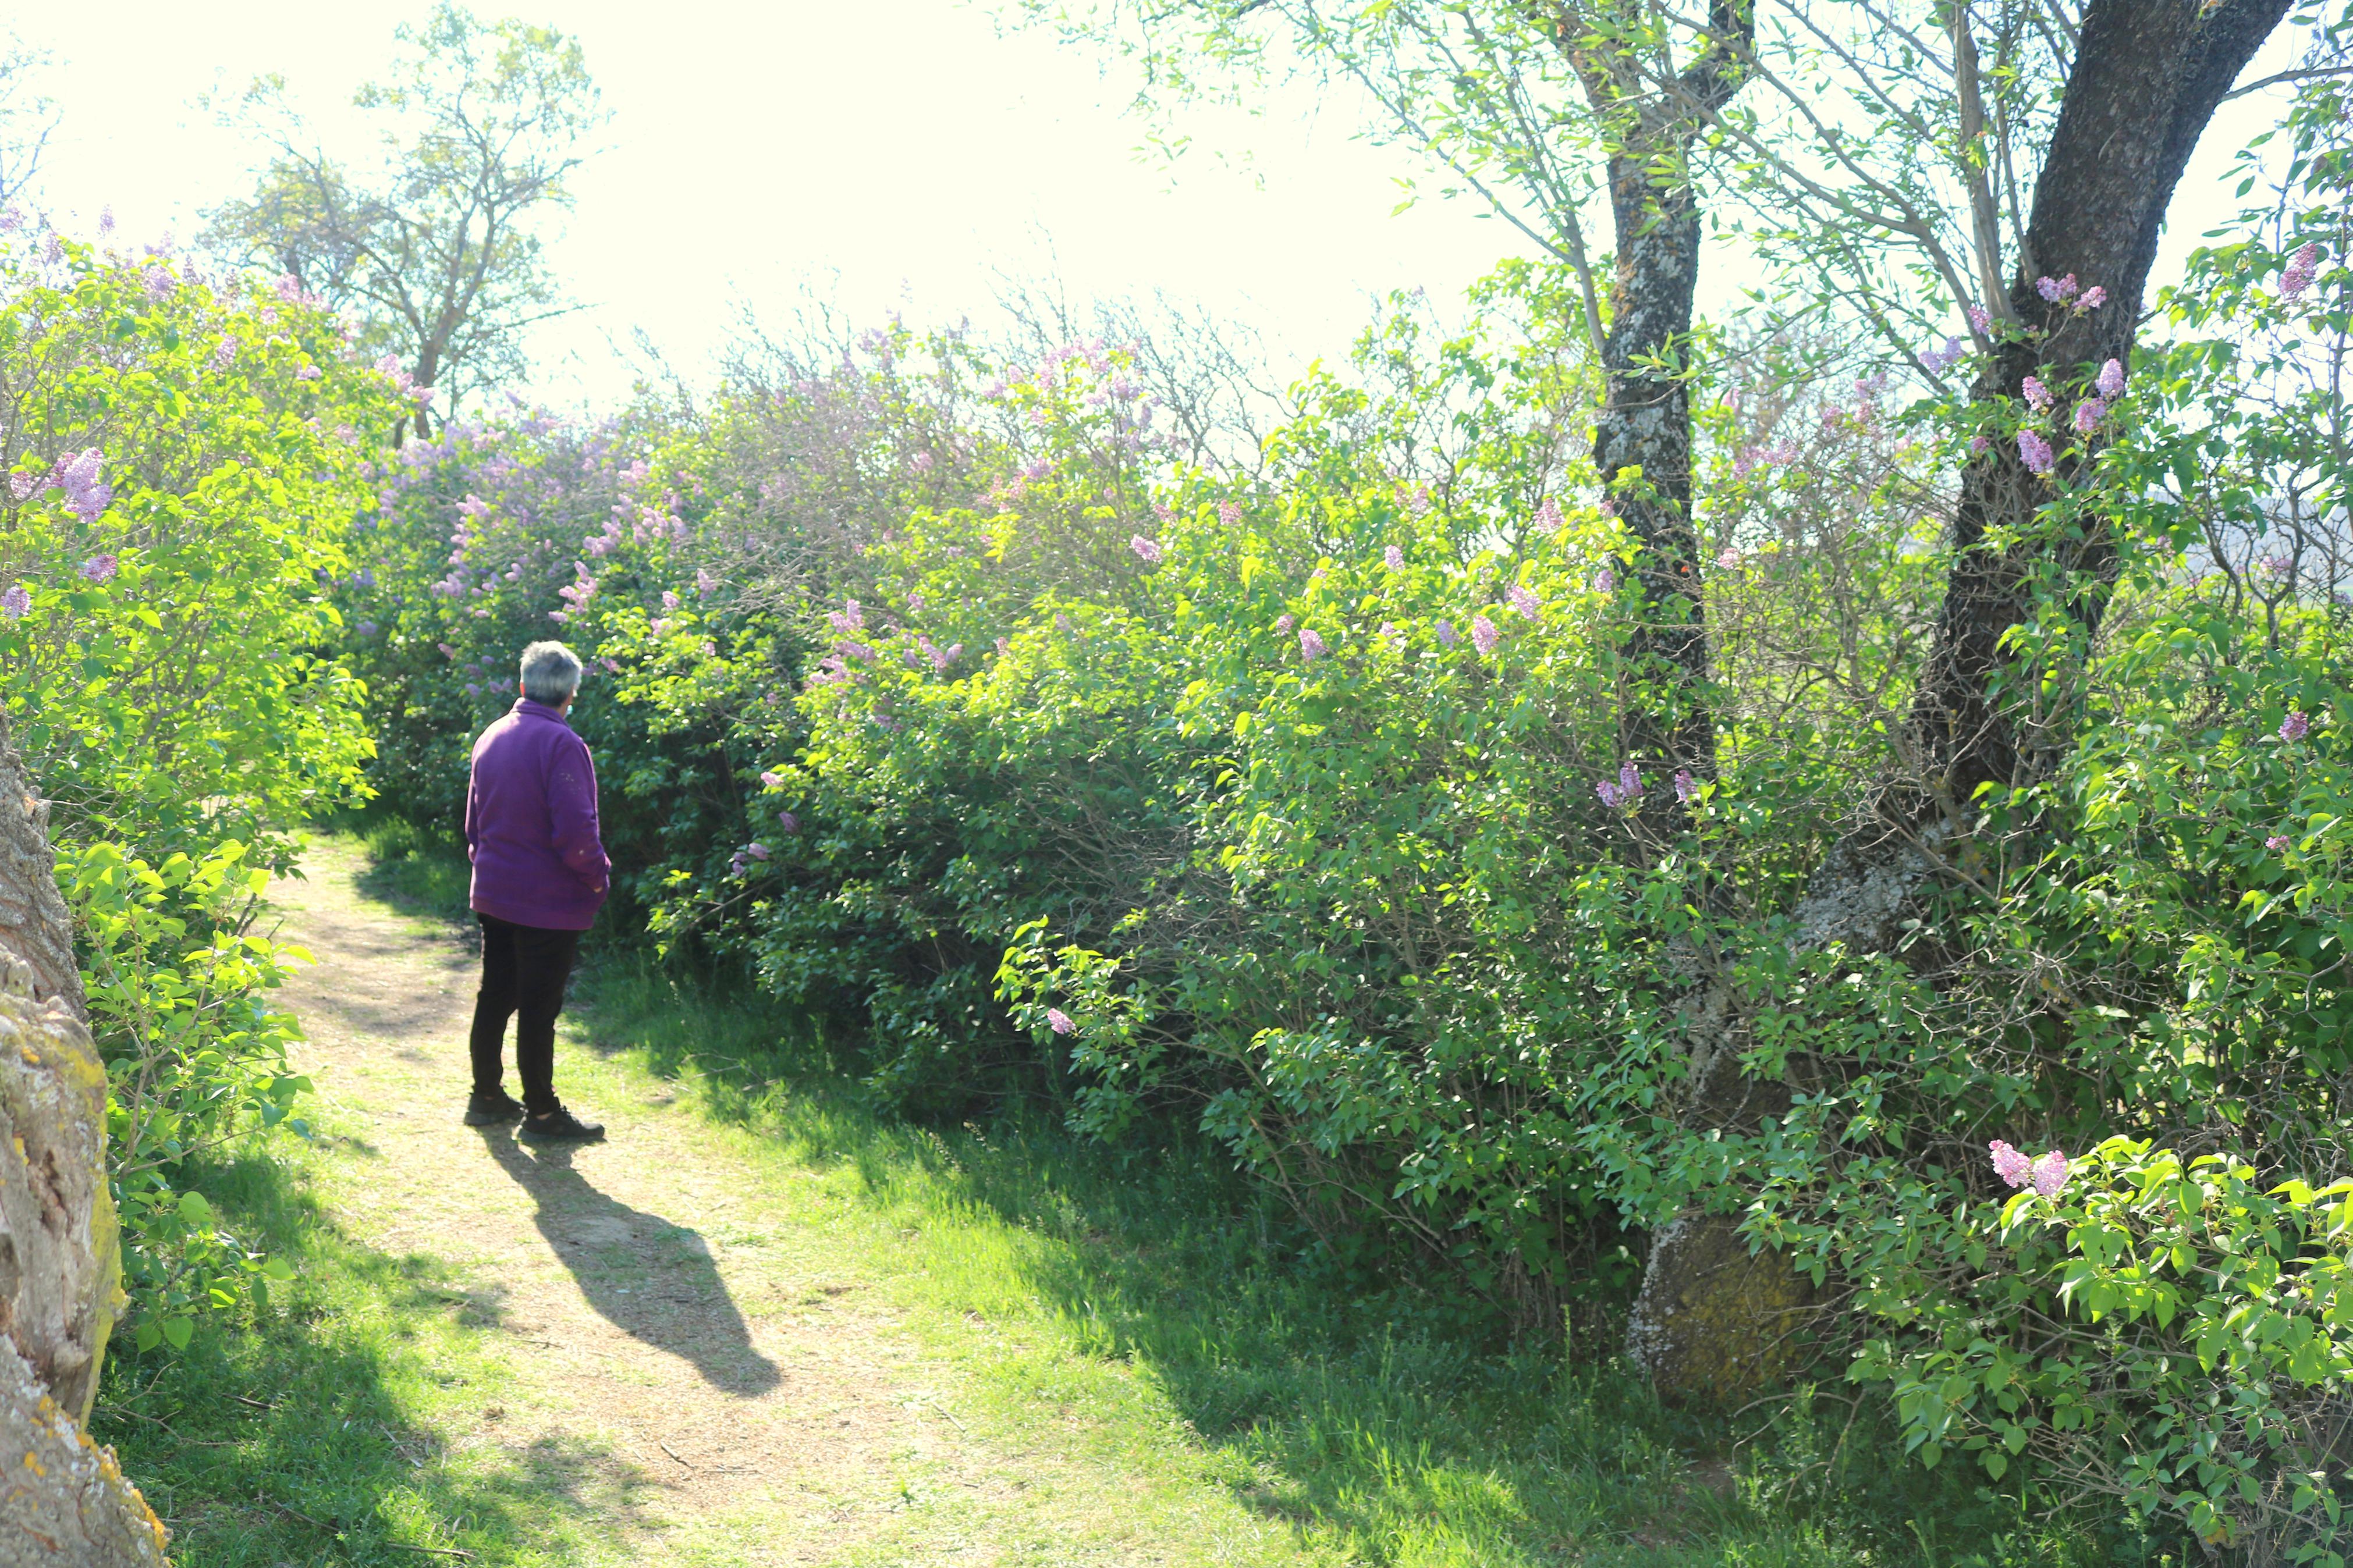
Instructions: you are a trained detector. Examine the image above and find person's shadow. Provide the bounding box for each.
[478,1130,780,1396]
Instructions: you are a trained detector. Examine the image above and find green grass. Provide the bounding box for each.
[94,826,2145,1566]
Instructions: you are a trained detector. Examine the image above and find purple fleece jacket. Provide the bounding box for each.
[464,698,611,931]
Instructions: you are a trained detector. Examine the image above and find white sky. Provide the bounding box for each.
[12,1,2297,414]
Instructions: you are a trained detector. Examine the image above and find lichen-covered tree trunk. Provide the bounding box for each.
[0,711,166,1565]
[1628,0,2294,1403]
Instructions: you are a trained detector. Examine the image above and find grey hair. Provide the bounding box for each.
[519,641,584,706]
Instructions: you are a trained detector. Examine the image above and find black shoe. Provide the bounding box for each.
[463,1088,526,1126]
[519,1103,606,1143]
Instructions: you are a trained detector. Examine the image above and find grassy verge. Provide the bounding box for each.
[93,823,2136,1566]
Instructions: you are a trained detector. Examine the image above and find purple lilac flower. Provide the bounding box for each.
[1534,497,1565,534]
[1,584,27,620]
[2018,429,2056,475]
[1989,1139,2032,1188]
[2283,241,2320,301]
[1717,547,1743,570]
[778,812,800,833]
[2282,711,2311,741]
[58,449,111,520]
[140,265,175,302]
[296,364,321,382]
[1507,584,1541,620]
[6,471,38,502]
[1299,628,1326,660]
[663,590,682,611]
[212,334,239,367]
[1130,534,1163,563]
[746,842,770,862]
[2029,1151,2068,1198]
[995,636,1011,656]
[1047,1007,1075,1035]
[1437,620,1458,646]
[2035,273,2078,303]
[1217,501,1242,527]
[1594,569,1616,593]
[2267,833,2293,851]
[2075,286,2106,312]
[697,568,718,596]
[760,769,786,788]
[1921,336,1966,375]
[80,554,118,584]
[1970,433,1992,454]
[356,621,377,637]
[40,232,61,265]
[2021,375,2053,413]
[1598,761,1644,809]
[1967,304,1992,334]
[1673,769,1697,803]
[2096,358,2126,399]
[1385,545,1405,570]
[98,205,115,237]
[1471,616,1500,655]
[2073,398,2107,437]
[274,272,306,302]
[1275,614,1294,634]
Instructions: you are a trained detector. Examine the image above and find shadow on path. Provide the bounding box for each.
[477,1130,780,1396]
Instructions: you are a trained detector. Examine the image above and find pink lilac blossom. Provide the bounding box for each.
[1595,569,1616,593]
[2282,711,2311,741]
[1471,615,1500,655]
[2021,375,2053,413]
[2030,1151,2068,1198]
[828,600,864,633]
[295,364,321,382]
[1989,1140,2032,1188]
[1920,337,1967,375]
[2073,398,2108,437]
[1717,547,1744,570]
[2075,286,2106,312]
[2267,834,2294,851]
[1130,534,1163,563]
[58,449,110,520]
[778,812,800,834]
[746,842,771,862]
[1966,303,1992,334]
[1218,501,1243,527]
[1534,496,1566,534]
[1299,628,1327,660]
[1,585,27,620]
[2097,358,2127,399]
[1047,1008,1075,1035]
[2018,429,2056,475]
[1508,584,1541,620]
[995,636,1011,656]
[1406,485,1432,518]
[697,568,718,596]
[79,554,118,584]
[1275,614,1294,634]
[1970,433,1992,454]
[6,471,38,502]
[663,590,682,611]
[2283,241,2321,301]
[1385,545,1405,570]
[2035,273,2078,303]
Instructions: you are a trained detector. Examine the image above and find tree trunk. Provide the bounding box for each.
[1628,0,2294,1403]
[0,712,166,1565]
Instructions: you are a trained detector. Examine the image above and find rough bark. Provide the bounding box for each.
[0,710,165,1564]
[1628,0,2293,1403]
[1569,1,1755,819]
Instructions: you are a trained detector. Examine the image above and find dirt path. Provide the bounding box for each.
[268,840,1117,1566]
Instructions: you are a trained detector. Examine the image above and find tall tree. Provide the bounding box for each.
[1020,0,1755,815]
[0,37,56,212]
[204,3,602,438]
[1626,0,2300,1397]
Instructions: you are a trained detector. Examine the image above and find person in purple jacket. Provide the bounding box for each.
[462,641,610,1142]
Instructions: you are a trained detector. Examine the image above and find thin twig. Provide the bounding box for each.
[658,1439,695,1471]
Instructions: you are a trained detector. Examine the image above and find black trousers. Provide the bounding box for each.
[469,913,581,1114]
